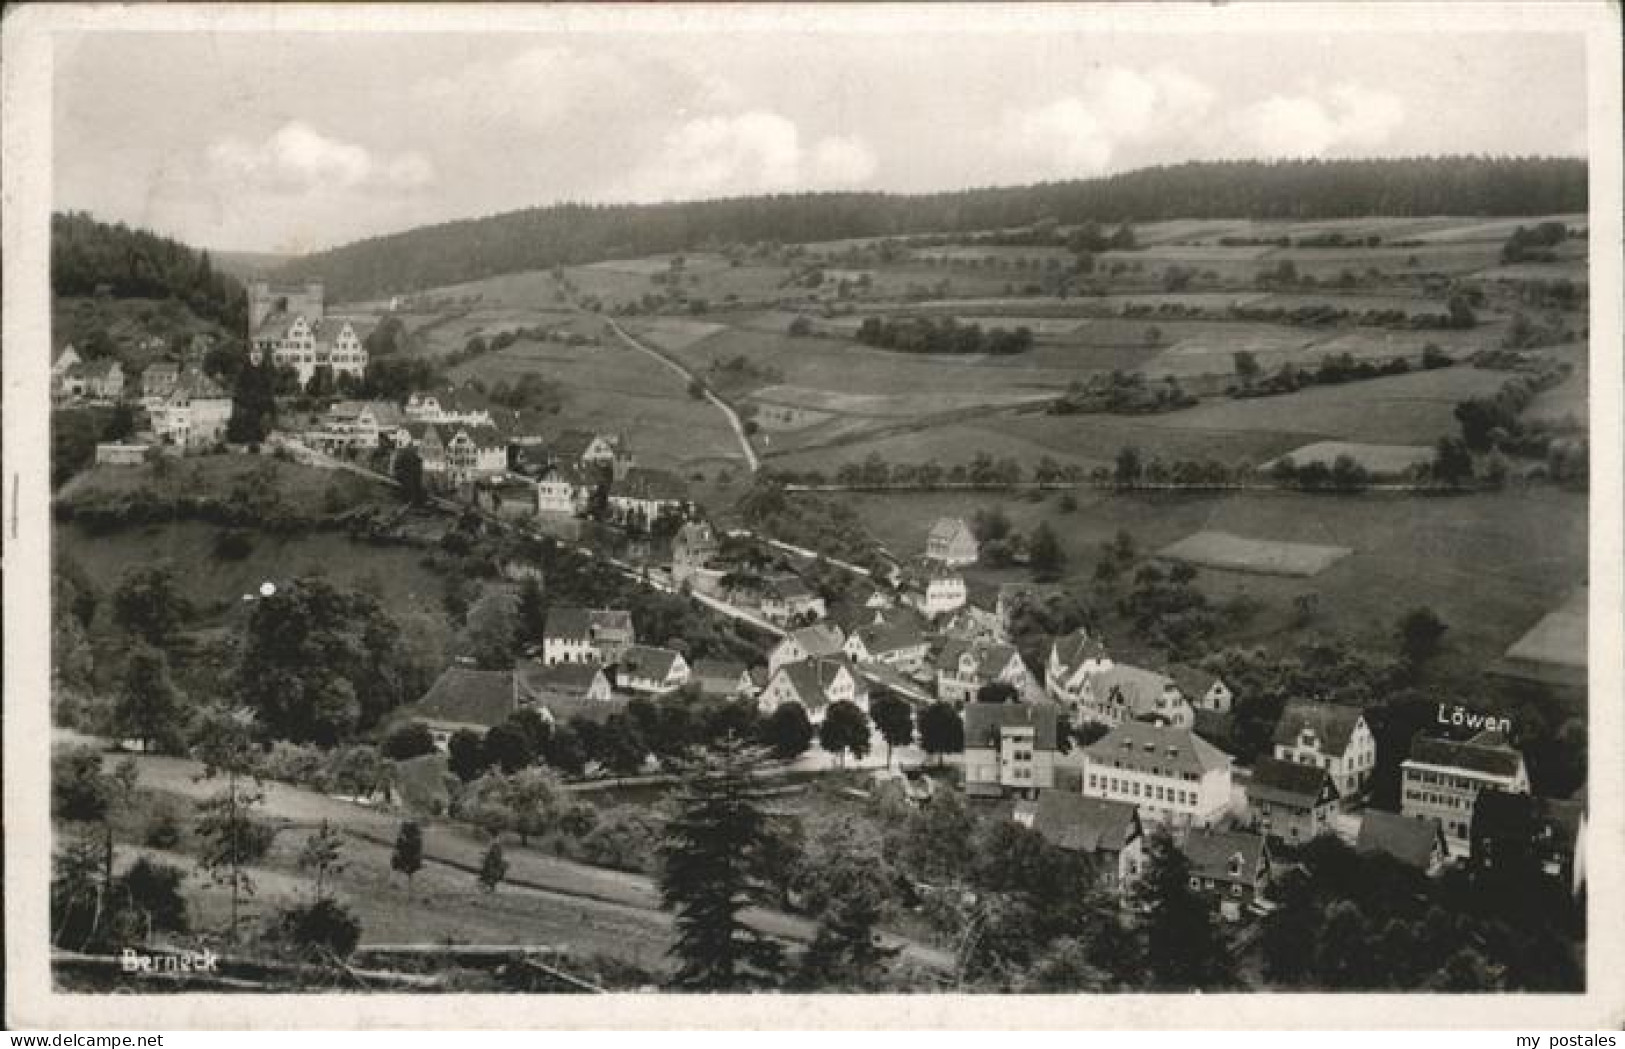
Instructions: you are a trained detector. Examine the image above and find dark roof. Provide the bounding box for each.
[1249,756,1338,806]
[764,574,816,602]
[412,668,516,730]
[534,692,628,726]
[1022,792,1139,853]
[1050,628,1110,675]
[854,620,925,655]
[1084,722,1231,777]
[1192,709,1235,747]
[902,555,960,585]
[544,607,593,640]
[1182,828,1269,886]
[1088,665,1181,719]
[1273,701,1365,755]
[937,638,1021,676]
[445,423,507,450]
[1356,810,1444,869]
[590,609,634,635]
[1168,663,1222,699]
[1406,733,1525,778]
[619,645,682,680]
[776,658,862,713]
[611,467,687,503]
[963,701,1059,752]
[692,659,748,694]
[784,623,846,657]
[550,429,608,459]
[517,660,606,698]
[430,385,492,413]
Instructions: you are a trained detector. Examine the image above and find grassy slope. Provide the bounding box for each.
[829,484,1587,683]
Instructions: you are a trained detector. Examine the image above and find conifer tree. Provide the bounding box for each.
[1132,828,1235,990]
[478,840,508,894]
[391,820,425,898]
[658,736,788,990]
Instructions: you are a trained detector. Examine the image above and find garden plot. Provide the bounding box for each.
[750,383,1050,418]
[1504,609,1586,668]
[1266,441,1435,476]
[623,317,729,351]
[1157,530,1353,577]
[1145,328,1323,377]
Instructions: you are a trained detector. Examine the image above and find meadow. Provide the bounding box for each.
[1156,530,1353,577]
[449,336,745,474]
[825,484,1587,682]
[56,520,452,622]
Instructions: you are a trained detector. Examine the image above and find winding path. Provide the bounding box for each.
[603,316,760,472]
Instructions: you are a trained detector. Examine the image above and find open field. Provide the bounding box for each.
[63,737,953,979]
[1157,529,1353,577]
[56,520,451,621]
[449,337,744,472]
[825,484,1586,681]
[57,456,389,518]
[1150,366,1513,446]
[1527,362,1589,425]
[1504,608,1587,669]
[1267,441,1436,476]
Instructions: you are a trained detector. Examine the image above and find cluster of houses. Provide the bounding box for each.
[962,655,1581,918]
[52,339,241,465]
[382,503,1584,924]
[397,600,760,750]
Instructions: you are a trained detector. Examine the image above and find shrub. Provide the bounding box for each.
[382,721,437,761]
[144,799,185,850]
[257,741,332,792]
[212,529,256,560]
[118,858,191,934]
[272,898,363,960]
[577,806,662,874]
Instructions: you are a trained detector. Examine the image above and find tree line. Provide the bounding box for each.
[269,157,1587,302]
[53,211,247,332]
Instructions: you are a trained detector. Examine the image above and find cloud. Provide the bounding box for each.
[615,111,877,201]
[411,45,738,135]
[205,122,434,195]
[1240,83,1405,158]
[810,136,879,185]
[1002,66,1216,178]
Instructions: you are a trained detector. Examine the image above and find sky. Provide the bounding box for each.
[52,25,1589,255]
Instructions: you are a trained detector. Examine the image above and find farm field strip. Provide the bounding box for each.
[1266,441,1436,475]
[1503,610,1587,668]
[1157,529,1354,577]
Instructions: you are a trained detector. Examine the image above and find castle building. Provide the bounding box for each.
[246,280,369,386]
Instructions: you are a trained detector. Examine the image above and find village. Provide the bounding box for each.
[50,273,1588,965]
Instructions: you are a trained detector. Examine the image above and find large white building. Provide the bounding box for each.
[898,557,967,617]
[247,281,369,386]
[1402,731,1530,856]
[147,369,234,449]
[1082,722,1233,828]
[1273,701,1378,800]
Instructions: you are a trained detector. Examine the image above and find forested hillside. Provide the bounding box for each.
[273,156,1586,302]
[52,211,248,332]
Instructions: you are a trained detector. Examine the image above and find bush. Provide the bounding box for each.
[257,741,332,792]
[144,799,185,850]
[382,721,437,761]
[577,806,662,874]
[273,897,363,960]
[119,858,191,934]
[213,529,256,560]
